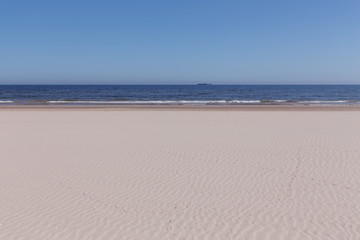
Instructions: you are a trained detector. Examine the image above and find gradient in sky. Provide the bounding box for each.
[1,0,359,84]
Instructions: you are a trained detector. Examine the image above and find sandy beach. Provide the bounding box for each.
[1,107,360,240]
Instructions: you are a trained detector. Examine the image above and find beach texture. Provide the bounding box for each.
[1,109,360,239]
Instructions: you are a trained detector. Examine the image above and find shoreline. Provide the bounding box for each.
[1,104,360,111]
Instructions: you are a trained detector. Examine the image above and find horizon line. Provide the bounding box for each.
[1,83,360,86]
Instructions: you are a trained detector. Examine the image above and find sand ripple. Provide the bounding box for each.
[1,111,360,239]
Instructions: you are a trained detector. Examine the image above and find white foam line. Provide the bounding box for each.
[1,99,356,105]
[46,100,265,105]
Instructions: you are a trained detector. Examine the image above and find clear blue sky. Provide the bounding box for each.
[1,0,359,84]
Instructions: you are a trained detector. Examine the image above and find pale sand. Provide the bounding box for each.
[1,109,360,239]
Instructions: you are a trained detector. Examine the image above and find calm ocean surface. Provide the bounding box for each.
[1,85,360,105]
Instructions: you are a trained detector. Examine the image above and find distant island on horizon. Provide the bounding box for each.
[197,83,213,86]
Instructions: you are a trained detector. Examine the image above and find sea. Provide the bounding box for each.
[0,85,360,105]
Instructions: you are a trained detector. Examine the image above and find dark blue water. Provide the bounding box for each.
[1,85,360,105]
